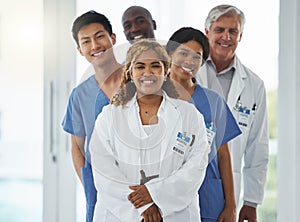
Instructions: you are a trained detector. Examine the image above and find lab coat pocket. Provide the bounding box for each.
[81,163,97,206]
[199,178,224,219]
[233,109,255,134]
[166,148,186,173]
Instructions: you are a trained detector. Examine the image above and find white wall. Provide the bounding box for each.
[0,1,43,143]
[75,0,279,91]
[277,0,300,220]
[0,0,43,179]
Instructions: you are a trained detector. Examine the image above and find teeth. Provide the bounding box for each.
[181,66,193,74]
[219,43,231,47]
[141,80,154,84]
[134,35,143,40]
[93,51,104,56]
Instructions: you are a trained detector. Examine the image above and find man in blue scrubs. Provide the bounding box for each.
[62,11,123,222]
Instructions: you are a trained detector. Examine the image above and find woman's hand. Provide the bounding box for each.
[128,185,152,208]
[141,204,162,222]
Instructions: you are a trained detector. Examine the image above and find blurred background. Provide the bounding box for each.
[0,0,279,221]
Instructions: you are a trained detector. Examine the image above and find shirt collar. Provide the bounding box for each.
[206,55,237,75]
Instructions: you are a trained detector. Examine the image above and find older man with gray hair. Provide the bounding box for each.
[196,5,269,222]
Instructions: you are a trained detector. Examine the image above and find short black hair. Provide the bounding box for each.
[72,10,113,46]
[166,27,209,61]
[122,6,154,20]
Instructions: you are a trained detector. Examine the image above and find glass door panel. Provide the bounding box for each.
[0,0,43,221]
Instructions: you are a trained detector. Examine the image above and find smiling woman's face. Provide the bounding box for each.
[170,40,203,81]
[131,49,165,97]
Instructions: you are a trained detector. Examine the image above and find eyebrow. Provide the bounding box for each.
[134,61,161,65]
[151,61,161,65]
[179,48,202,56]
[79,30,105,41]
[123,15,147,25]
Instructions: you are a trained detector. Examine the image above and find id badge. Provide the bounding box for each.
[238,107,250,128]
[206,122,216,146]
[173,132,194,156]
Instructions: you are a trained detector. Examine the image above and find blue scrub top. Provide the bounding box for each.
[62,75,109,159]
[62,75,109,222]
[190,84,241,220]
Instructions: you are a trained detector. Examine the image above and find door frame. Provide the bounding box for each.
[43,0,77,221]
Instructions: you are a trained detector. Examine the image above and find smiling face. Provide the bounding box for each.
[77,23,116,66]
[206,15,242,64]
[131,49,165,97]
[122,7,156,43]
[170,40,203,82]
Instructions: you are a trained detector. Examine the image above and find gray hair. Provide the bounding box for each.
[205,5,246,32]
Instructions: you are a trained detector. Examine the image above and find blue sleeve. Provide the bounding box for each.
[214,97,242,147]
[61,89,86,137]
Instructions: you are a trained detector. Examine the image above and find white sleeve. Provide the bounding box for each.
[243,82,269,204]
[145,112,210,217]
[90,110,141,221]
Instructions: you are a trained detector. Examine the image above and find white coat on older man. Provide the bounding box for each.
[196,56,269,207]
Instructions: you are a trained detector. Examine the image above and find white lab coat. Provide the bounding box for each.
[90,92,210,222]
[196,56,269,206]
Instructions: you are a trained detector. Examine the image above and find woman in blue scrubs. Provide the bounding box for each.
[166,27,242,222]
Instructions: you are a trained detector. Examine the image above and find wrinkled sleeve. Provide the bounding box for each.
[243,82,269,204]
[61,89,85,137]
[146,111,210,217]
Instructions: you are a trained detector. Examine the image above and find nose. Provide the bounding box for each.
[91,38,100,50]
[184,55,196,65]
[143,65,154,76]
[222,31,231,40]
[227,32,231,40]
[131,21,141,33]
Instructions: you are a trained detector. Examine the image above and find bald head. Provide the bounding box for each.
[122,6,156,43]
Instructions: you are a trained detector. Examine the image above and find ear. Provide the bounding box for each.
[126,69,132,80]
[168,52,174,66]
[164,71,168,78]
[238,32,243,42]
[111,33,117,45]
[164,63,170,77]
[152,20,157,31]
[130,72,134,80]
[205,28,209,36]
[77,46,84,56]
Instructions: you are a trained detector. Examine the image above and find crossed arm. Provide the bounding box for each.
[128,185,162,222]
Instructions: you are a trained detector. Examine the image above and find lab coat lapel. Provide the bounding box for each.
[227,57,246,110]
[158,97,181,160]
[127,98,148,137]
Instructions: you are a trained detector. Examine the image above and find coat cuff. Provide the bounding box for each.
[244,201,258,208]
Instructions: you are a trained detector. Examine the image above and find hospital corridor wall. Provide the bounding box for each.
[0,0,298,221]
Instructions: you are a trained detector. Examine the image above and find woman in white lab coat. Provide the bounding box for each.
[89,39,210,222]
